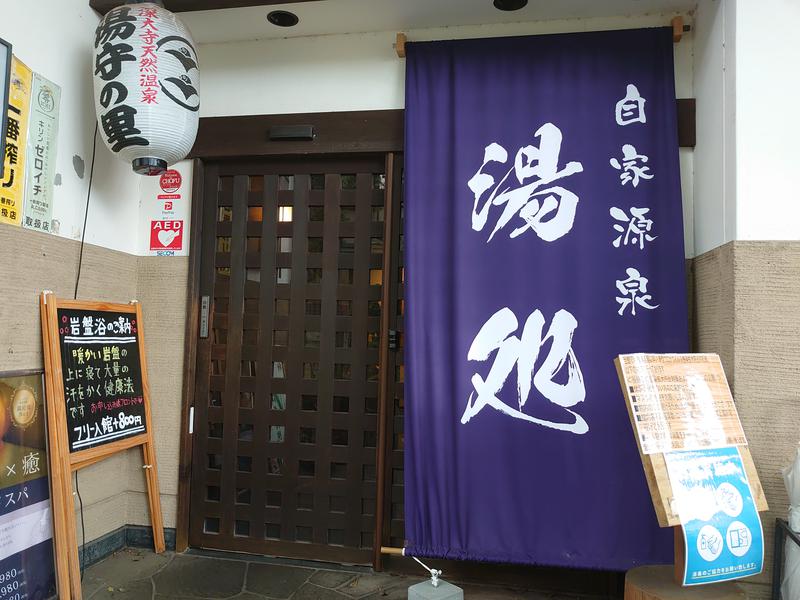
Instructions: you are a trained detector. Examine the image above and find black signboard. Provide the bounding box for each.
[55,308,146,453]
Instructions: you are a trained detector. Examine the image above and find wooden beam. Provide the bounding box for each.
[671,15,684,43]
[89,0,316,16]
[189,101,694,160]
[189,109,404,159]
[395,32,407,58]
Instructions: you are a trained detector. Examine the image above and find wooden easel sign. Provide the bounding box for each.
[615,353,767,589]
[40,293,164,600]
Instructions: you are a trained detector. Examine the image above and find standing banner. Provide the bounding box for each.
[0,371,57,600]
[404,28,688,569]
[1,57,32,227]
[22,73,61,233]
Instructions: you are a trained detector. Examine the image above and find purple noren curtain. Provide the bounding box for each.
[403,28,688,570]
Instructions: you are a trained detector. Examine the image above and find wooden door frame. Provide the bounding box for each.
[175,109,404,554]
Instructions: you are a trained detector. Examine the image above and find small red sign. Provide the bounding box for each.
[150,220,184,251]
[159,169,182,194]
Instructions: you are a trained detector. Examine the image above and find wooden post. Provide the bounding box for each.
[395,32,407,58]
[373,152,397,571]
[673,526,685,584]
[40,293,74,600]
[671,16,684,43]
[41,292,83,599]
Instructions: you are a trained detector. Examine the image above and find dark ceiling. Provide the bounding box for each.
[89,0,316,16]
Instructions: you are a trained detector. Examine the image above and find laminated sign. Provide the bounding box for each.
[665,446,764,585]
[617,353,747,454]
[22,73,61,233]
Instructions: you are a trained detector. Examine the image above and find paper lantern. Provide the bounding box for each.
[93,1,199,176]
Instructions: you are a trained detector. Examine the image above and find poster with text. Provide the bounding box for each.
[0,57,32,227]
[139,161,192,256]
[0,372,57,600]
[22,73,61,234]
[666,446,763,586]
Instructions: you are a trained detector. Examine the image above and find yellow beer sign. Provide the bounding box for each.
[1,56,32,226]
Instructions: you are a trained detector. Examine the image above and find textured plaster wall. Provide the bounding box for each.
[127,257,189,531]
[0,224,137,542]
[0,223,188,543]
[693,241,800,600]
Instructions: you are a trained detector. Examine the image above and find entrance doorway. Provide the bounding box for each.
[188,155,405,565]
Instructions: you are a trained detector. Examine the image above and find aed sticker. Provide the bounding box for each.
[150,220,184,251]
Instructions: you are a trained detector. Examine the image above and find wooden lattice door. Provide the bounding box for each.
[188,156,398,563]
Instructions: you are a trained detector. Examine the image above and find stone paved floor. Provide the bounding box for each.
[81,548,594,599]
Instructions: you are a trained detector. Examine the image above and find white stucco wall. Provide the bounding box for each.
[734,0,800,242]
[2,0,142,254]
[693,0,736,256]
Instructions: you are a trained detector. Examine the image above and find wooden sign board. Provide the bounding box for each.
[40,294,164,600]
[614,353,767,529]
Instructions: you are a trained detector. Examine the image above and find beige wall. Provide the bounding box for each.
[127,257,189,530]
[694,241,800,600]
[0,223,188,542]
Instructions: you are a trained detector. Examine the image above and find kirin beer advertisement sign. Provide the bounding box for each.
[139,161,192,256]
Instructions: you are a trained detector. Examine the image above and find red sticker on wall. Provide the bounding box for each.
[159,169,182,194]
[150,220,184,251]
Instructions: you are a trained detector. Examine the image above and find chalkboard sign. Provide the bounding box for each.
[55,308,147,453]
[40,295,165,600]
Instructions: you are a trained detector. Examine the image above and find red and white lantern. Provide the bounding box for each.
[93,0,199,175]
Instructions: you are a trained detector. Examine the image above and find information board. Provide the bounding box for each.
[617,353,747,455]
[615,352,767,587]
[0,371,57,600]
[55,308,147,453]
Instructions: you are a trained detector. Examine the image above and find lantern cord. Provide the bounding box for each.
[73,121,97,581]
[73,122,98,300]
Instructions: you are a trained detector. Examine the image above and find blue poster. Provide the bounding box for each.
[665,446,764,586]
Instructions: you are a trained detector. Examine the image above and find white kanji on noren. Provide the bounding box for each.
[462,307,588,434]
[468,123,584,243]
[610,206,657,250]
[616,267,659,316]
[610,144,653,187]
[615,84,647,126]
